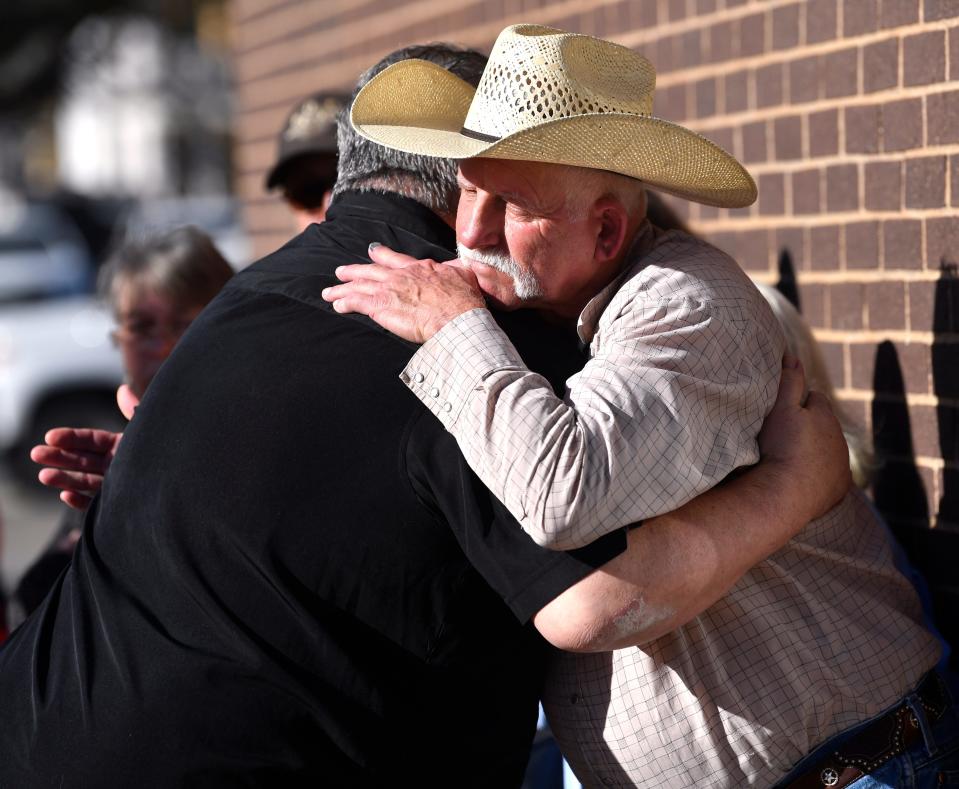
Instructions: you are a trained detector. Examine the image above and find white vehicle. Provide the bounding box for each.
[0,200,94,304]
[0,193,250,486]
[0,196,126,485]
[0,295,125,484]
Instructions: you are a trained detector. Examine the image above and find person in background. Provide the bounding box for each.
[104,226,234,403]
[757,283,873,488]
[10,226,233,623]
[29,89,348,514]
[264,92,348,233]
[20,93,348,617]
[757,282,952,666]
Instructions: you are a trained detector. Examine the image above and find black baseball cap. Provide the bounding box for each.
[264,92,349,191]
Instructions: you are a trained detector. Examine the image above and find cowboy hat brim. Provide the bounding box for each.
[351,59,756,209]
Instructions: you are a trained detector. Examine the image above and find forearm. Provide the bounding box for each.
[534,460,817,651]
[405,307,773,551]
[403,308,611,548]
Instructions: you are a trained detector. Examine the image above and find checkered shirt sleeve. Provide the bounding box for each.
[400,232,785,550]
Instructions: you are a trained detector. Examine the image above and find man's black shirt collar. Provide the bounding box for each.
[324,190,456,255]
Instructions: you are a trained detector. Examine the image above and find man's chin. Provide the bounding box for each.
[482,293,523,312]
[463,263,517,311]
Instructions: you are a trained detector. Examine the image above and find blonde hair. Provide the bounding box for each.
[756,283,874,488]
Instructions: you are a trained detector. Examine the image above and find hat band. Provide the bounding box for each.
[460,126,500,143]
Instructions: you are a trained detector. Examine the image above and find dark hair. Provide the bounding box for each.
[280,155,339,208]
[99,225,234,313]
[333,43,488,216]
[644,191,692,234]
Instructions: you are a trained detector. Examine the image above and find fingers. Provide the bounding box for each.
[37,466,105,495]
[803,390,832,413]
[802,390,843,436]
[31,445,113,476]
[324,252,484,343]
[804,390,852,495]
[39,427,121,454]
[334,247,415,285]
[336,246,442,284]
[60,490,93,511]
[334,258,436,284]
[330,293,372,316]
[771,354,807,414]
[333,263,391,284]
[322,279,367,303]
[321,280,385,316]
[367,243,420,268]
[116,385,139,420]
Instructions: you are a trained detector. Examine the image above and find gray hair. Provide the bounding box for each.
[333,43,488,216]
[99,225,234,314]
[562,166,648,223]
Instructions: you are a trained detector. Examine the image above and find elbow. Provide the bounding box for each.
[599,597,682,648]
[533,590,611,651]
[545,598,680,653]
[534,592,677,653]
[535,617,610,653]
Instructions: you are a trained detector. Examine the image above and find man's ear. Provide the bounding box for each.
[590,196,633,265]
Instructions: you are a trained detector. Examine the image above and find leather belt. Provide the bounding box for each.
[782,672,949,789]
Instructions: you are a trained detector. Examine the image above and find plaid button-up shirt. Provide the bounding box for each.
[400,224,940,785]
[401,223,784,549]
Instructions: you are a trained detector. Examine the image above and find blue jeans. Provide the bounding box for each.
[775,672,959,788]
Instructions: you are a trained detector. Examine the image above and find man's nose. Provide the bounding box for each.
[459,193,503,250]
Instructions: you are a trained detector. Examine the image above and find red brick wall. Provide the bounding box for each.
[230,0,959,531]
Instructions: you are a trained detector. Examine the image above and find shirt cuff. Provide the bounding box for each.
[400,307,525,430]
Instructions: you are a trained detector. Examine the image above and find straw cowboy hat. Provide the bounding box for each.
[351,24,756,208]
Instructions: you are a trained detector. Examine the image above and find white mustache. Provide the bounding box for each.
[456,243,519,275]
[456,243,544,301]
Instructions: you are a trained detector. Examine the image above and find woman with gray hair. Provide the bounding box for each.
[99,225,233,399]
[13,226,233,621]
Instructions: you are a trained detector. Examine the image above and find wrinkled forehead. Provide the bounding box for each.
[458,157,571,199]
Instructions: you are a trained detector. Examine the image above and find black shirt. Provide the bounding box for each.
[0,191,624,788]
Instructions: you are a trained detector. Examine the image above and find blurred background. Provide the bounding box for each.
[2,1,958,641]
[0,0,248,582]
